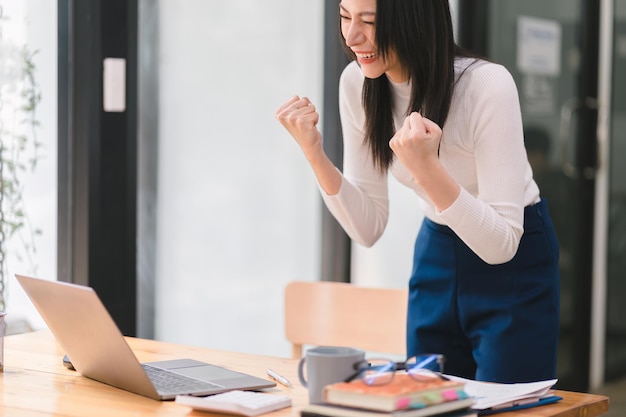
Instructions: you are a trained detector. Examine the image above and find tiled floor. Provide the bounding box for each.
[592,376,626,416]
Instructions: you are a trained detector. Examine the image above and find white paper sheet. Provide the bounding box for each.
[443,375,557,410]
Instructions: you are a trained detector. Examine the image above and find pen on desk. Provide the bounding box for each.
[267,369,293,388]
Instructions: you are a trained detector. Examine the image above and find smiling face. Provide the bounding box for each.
[339,0,406,82]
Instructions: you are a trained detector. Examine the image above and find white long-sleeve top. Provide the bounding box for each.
[321,58,540,265]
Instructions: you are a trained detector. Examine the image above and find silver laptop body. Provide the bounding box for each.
[16,274,275,400]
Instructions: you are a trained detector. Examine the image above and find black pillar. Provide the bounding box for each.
[58,0,138,336]
[321,0,352,283]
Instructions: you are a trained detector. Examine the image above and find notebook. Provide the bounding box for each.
[16,274,276,400]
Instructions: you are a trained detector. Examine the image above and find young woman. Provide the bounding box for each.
[275,0,559,383]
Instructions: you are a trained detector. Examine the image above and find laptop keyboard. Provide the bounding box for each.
[142,364,223,394]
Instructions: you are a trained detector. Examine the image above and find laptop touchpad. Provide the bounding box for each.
[147,359,246,381]
[174,364,245,381]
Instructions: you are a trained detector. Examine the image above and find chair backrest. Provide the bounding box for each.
[284,281,408,359]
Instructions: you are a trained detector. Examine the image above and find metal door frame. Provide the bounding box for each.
[590,0,614,391]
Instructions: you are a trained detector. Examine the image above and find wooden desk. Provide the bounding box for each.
[0,331,609,417]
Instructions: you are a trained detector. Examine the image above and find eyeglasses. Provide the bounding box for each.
[344,354,445,386]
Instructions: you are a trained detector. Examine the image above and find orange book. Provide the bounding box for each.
[322,374,469,412]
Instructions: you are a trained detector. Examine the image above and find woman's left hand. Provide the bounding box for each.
[389,112,442,180]
[390,112,460,211]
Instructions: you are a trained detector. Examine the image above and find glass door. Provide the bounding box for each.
[459,1,600,391]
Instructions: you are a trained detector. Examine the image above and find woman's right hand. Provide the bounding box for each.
[275,95,322,159]
[275,95,342,196]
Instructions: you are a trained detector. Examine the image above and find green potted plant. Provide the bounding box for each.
[0,7,43,314]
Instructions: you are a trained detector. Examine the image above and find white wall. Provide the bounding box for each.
[351,180,423,289]
[1,0,58,332]
[155,0,324,358]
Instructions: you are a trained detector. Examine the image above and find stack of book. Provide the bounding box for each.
[300,374,477,417]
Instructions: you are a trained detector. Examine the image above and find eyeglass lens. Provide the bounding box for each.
[359,359,397,385]
[353,354,444,386]
[406,354,444,372]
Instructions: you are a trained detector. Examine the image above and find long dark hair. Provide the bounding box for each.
[340,0,469,171]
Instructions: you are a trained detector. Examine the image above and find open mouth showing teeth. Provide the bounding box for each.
[356,52,378,59]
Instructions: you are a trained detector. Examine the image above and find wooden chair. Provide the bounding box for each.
[284,280,408,358]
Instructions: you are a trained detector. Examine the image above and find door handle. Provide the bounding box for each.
[559,96,598,179]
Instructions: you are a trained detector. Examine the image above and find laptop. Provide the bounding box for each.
[16,274,276,400]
